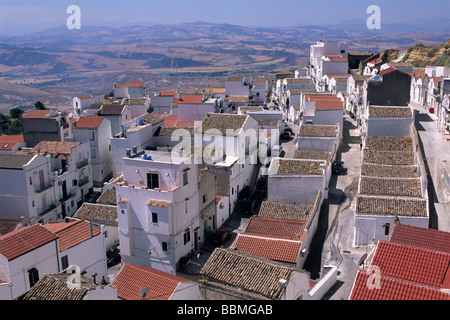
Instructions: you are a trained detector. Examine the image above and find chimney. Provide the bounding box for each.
[126,149,131,157]
[132,146,137,155]
[92,272,98,284]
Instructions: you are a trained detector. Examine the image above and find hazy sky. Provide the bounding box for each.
[0,0,449,35]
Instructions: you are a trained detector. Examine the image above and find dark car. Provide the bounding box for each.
[85,191,101,203]
[284,127,294,134]
[281,131,292,140]
[332,161,344,174]
[106,245,121,267]
[211,230,232,246]
[242,198,256,214]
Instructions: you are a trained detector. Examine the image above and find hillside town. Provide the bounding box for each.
[1,39,450,302]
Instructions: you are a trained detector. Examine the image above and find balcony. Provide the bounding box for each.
[35,181,54,193]
[76,158,89,169]
[38,203,57,216]
[78,176,89,187]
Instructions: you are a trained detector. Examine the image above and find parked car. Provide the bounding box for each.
[211,230,232,246]
[85,191,101,203]
[106,245,121,267]
[242,198,256,214]
[332,160,344,174]
[281,131,292,140]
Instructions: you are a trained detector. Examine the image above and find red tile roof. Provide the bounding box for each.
[43,220,101,252]
[112,263,195,300]
[325,55,348,62]
[173,95,204,104]
[390,224,450,254]
[314,100,343,110]
[371,241,450,289]
[22,110,51,119]
[349,270,450,300]
[116,81,145,88]
[233,233,302,264]
[154,115,194,127]
[75,116,104,128]
[244,216,306,240]
[0,224,58,260]
[160,90,177,96]
[0,135,24,143]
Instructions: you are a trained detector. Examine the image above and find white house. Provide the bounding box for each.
[113,81,145,99]
[268,158,328,205]
[251,77,270,102]
[354,134,429,247]
[122,98,151,119]
[110,113,165,177]
[98,103,133,136]
[70,116,113,187]
[115,149,203,274]
[174,94,218,122]
[363,105,414,137]
[72,95,103,118]
[225,76,251,97]
[0,140,92,223]
[43,219,108,282]
[0,224,60,299]
[151,90,179,115]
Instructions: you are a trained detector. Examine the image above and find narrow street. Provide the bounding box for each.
[410,102,450,232]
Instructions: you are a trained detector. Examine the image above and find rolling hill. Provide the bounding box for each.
[0,22,449,108]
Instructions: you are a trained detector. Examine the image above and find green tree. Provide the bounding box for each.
[9,107,24,119]
[34,101,47,110]
[0,113,10,134]
[9,118,22,135]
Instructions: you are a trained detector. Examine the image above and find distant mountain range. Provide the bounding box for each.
[0,21,449,110]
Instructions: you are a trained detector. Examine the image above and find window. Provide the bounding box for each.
[184,229,191,245]
[91,149,96,159]
[384,224,390,236]
[183,171,188,186]
[90,132,95,141]
[203,194,207,203]
[72,179,78,186]
[28,268,39,288]
[340,49,346,54]
[162,242,168,251]
[61,255,69,270]
[152,212,158,224]
[29,176,32,185]
[146,172,159,189]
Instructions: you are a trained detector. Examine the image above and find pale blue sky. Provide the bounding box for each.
[0,0,449,35]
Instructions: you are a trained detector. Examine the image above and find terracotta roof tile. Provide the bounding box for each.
[360,163,419,178]
[113,263,195,300]
[349,270,450,300]
[356,195,427,217]
[200,248,295,300]
[75,116,104,128]
[258,201,313,220]
[22,110,51,119]
[233,233,301,264]
[369,106,412,118]
[390,224,450,254]
[371,241,450,289]
[73,203,118,224]
[0,224,58,260]
[32,141,80,157]
[298,124,338,137]
[43,220,101,252]
[22,273,93,300]
[244,216,306,240]
[116,81,145,88]
[359,176,422,197]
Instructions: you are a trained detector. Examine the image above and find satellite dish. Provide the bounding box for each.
[138,287,150,298]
